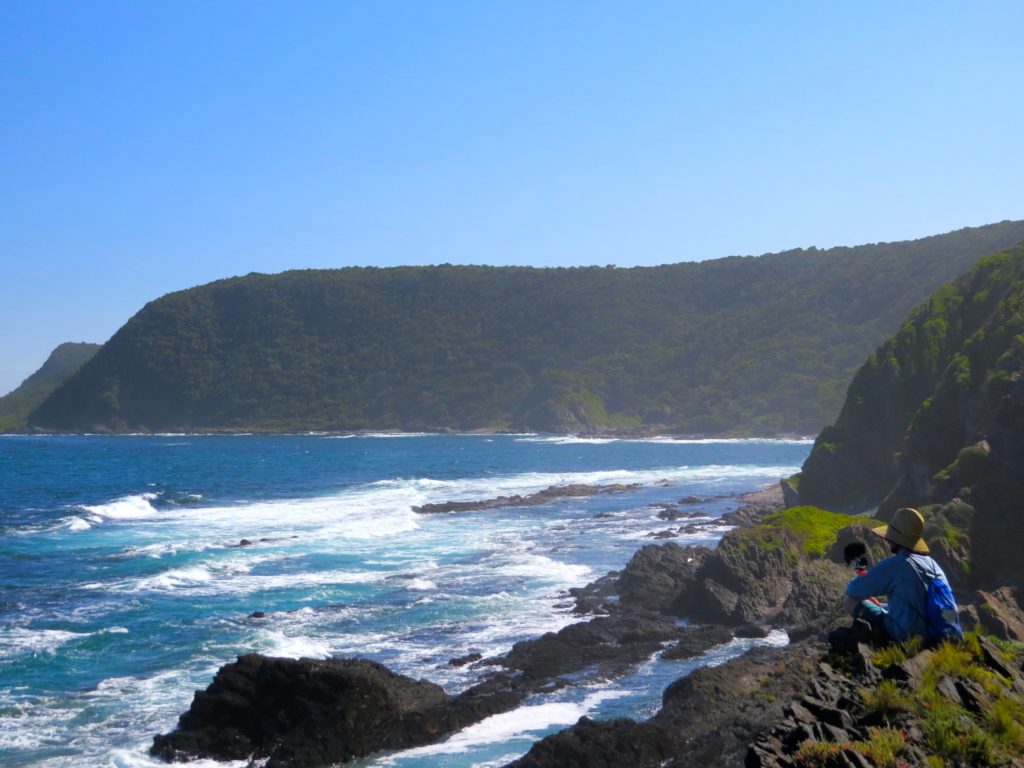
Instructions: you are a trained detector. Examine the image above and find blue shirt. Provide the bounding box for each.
[845,551,948,641]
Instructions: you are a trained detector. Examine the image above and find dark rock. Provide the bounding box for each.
[504,716,673,768]
[499,611,679,681]
[974,587,1024,642]
[787,700,815,723]
[448,652,482,667]
[884,649,934,683]
[954,678,993,715]
[781,721,813,748]
[719,485,785,528]
[668,530,797,625]
[777,559,851,633]
[568,571,619,615]
[826,526,888,569]
[734,623,770,639]
[151,655,453,767]
[413,483,641,514]
[798,696,853,730]
[647,529,678,539]
[837,748,873,768]
[978,635,1020,680]
[815,722,850,743]
[616,543,709,614]
[936,676,963,706]
[780,476,800,509]
[851,644,882,684]
[238,539,253,547]
[653,645,818,767]
[249,611,266,619]
[660,624,734,660]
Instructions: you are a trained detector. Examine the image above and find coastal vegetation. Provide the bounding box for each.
[26,220,1024,434]
[796,239,1024,590]
[0,342,99,431]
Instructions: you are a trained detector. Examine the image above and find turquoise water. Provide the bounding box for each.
[0,434,809,767]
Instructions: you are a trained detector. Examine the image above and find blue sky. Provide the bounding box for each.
[1,1,1022,394]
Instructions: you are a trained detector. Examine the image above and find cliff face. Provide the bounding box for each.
[28,221,1024,434]
[797,243,1024,590]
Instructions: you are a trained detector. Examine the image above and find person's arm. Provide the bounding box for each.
[845,556,898,601]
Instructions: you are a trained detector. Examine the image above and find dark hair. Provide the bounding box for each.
[889,542,903,554]
[843,541,867,566]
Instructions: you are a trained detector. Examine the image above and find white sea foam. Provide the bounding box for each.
[253,629,334,659]
[121,557,385,596]
[0,627,89,659]
[407,578,438,591]
[515,435,813,445]
[135,565,215,591]
[498,553,592,585]
[0,667,251,767]
[514,436,619,444]
[79,493,160,520]
[325,432,433,439]
[360,465,790,520]
[96,750,250,768]
[377,689,626,761]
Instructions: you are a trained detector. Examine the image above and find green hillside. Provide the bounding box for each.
[0,343,101,431]
[796,240,1024,589]
[28,221,1024,435]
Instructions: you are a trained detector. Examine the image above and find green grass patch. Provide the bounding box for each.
[901,633,1023,765]
[793,728,906,767]
[759,506,874,556]
[872,635,924,670]
[861,680,915,721]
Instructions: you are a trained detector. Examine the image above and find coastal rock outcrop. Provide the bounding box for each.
[412,483,641,514]
[748,635,1024,767]
[506,645,820,768]
[150,656,453,767]
[504,716,674,768]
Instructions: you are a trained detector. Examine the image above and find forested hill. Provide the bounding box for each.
[28,220,1024,435]
[0,342,100,431]
[795,239,1024,590]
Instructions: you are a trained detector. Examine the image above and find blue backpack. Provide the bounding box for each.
[910,558,964,643]
[924,575,964,643]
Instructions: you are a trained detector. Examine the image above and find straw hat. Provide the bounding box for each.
[872,507,929,554]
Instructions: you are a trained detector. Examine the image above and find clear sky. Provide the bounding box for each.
[1,1,1022,395]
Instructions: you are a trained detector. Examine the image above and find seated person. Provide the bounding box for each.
[843,507,952,643]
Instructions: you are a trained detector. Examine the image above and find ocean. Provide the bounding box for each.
[0,434,810,767]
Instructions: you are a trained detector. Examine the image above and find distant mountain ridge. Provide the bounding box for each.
[0,342,100,431]
[27,220,1024,435]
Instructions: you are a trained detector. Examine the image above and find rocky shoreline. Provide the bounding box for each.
[151,483,809,766]
[150,482,1024,767]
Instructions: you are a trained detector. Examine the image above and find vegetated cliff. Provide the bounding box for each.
[796,241,1024,592]
[0,342,100,431]
[29,220,1024,434]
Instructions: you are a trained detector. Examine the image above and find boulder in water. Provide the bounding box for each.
[151,655,452,767]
